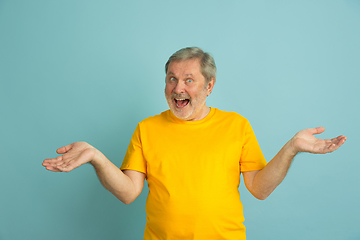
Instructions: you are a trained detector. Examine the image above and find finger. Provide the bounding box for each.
[330,136,346,146]
[44,158,73,172]
[42,161,52,166]
[324,139,332,144]
[43,153,74,170]
[310,127,325,135]
[335,136,347,147]
[43,156,63,165]
[56,143,74,154]
[54,155,64,165]
[327,143,340,153]
[336,135,347,141]
[43,158,55,164]
[48,156,73,170]
[324,137,346,153]
[328,135,342,142]
[44,165,63,172]
[321,135,346,146]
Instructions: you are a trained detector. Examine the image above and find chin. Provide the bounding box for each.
[170,107,193,121]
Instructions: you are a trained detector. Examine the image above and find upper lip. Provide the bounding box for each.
[173,94,190,100]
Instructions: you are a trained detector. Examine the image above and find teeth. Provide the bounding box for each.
[174,98,189,108]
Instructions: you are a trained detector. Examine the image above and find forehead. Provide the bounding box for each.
[166,58,202,77]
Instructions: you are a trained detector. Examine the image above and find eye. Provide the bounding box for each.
[186,79,193,83]
[166,77,176,84]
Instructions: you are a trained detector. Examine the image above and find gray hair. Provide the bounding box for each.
[165,47,216,83]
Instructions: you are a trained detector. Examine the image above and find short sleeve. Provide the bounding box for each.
[120,124,147,174]
[240,121,267,172]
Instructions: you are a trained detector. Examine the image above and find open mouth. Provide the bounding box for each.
[174,98,190,108]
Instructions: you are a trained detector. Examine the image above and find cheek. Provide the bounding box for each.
[192,89,208,101]
[164,85,172,96]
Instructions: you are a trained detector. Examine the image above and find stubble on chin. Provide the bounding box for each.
[170,106,192,121]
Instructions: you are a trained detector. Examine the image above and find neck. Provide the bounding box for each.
[188,105,210,121]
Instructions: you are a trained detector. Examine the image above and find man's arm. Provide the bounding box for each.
[243,127,346,200]
[42,142,145,204]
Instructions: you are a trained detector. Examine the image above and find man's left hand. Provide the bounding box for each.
[290,127,346,154]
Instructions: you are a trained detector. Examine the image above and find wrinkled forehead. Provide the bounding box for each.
[166,58,202,77]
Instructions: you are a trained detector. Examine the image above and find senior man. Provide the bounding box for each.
[43,47,346,239]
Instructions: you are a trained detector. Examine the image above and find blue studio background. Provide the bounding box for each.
[0,1,359,239]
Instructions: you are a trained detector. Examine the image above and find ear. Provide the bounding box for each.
[206,77,215,96]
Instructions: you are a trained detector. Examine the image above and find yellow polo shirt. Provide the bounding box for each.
[121,108,267,239]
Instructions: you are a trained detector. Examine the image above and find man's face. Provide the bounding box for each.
[165,58,214,121]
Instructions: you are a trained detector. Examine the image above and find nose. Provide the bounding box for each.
[173,80,185,94]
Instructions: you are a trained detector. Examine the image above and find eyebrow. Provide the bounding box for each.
[167,71,194,77]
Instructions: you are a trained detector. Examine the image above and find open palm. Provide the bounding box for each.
[291,127,346,154]
[42,142,96,172]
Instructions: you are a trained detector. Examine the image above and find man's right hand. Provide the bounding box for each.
[43,142,146,204]
[42,142,96,172]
